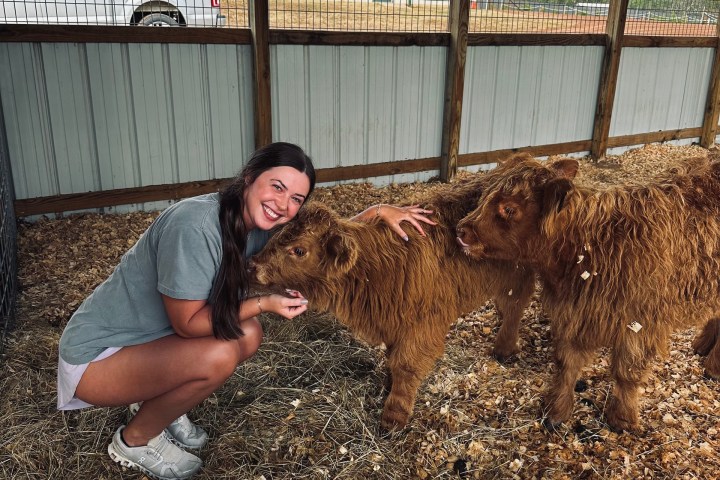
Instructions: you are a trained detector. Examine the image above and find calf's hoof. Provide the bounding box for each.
[541,416,564,433]
[492,345,520,364]
[703,355,720,380]
[604,409,639,434]
[574,379,589,392]
[380,408,410,431]
[692,336,714,357]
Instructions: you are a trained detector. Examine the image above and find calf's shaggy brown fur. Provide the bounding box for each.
[456,153,720,432]
[252,176,535,430]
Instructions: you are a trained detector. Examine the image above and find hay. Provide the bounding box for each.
[1,143,719,479]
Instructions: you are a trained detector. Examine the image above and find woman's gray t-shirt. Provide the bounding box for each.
[58,193,272,365]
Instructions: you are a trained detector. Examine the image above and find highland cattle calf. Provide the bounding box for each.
[251,175,535,430]
[456,153,720,432]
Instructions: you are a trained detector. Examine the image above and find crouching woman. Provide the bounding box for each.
[56,141,434,479]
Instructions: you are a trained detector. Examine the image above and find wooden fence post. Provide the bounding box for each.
[249,0,273,149]
[700,16,720,148]
[440,0,469,182]
[590,0,629,161]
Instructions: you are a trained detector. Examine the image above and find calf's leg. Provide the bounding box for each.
[492,274,534,362]
[605,339,656,432]
[693,316,720,378]
[543,339,594,430]
[699,318,720,379]
[693,316,719,356]
[381,334,445,430]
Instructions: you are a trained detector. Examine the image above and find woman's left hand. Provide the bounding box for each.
[376,204,436,240]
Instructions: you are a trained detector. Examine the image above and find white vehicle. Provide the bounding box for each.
[0,0,226,26]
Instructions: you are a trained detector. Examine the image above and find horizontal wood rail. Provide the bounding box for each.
[623,36,718,48]
[14,127,707,217]
[467,33,606,47]
[270,30,449,46]
[2,25,716,49]
[0,24,252,44]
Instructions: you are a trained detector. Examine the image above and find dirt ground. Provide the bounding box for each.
[1,143,719,479]
[222,0,717,36]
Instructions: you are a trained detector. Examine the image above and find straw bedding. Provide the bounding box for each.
[1,143,718,479]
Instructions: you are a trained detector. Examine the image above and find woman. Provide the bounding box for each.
[57,142,435,479]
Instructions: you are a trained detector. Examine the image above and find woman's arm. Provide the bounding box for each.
[351,204,436,241]
[162,292,309,338]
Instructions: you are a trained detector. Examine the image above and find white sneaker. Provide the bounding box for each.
[129,402,209,450]
[108,426,202,480]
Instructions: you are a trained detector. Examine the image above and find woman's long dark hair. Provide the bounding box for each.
[210,142,316,339]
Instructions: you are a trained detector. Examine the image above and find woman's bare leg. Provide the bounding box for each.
[76,317,262,446]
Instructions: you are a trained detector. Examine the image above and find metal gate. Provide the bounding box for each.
[0,99,17,358]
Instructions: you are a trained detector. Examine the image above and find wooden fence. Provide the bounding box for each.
[1,0,719,216]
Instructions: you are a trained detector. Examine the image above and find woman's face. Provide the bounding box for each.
[243,166,311,230]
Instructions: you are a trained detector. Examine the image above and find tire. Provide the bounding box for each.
[137,13,179,26]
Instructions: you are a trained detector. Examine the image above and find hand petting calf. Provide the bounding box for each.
[251,175,536,431]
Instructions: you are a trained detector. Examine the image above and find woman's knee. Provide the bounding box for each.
[237,317,263,361]
[202,341,244,381]
[200,318,262,379]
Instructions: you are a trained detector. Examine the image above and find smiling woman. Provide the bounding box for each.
[0,0,226,26]
[56,142,316,479]
[54,140,436,479]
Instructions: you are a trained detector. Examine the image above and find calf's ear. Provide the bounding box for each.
[322,232,359,276]
[499,152,534,168]
[550,159,579,179]
[542,178,574,215]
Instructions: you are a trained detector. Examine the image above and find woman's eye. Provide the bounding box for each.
[293,247,306,257]
[273,184,282,191]
[292,197,303,205]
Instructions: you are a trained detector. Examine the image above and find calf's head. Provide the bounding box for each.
[252,202,359,293]
[456,155,579,262]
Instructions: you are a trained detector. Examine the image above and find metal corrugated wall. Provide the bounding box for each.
[0,42,716,210]
[0,42,256,214]
[271,44,446,185]
[460,45,604,154]
[611,47,714,137]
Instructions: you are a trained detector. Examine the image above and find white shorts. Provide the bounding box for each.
[57,347,122,410]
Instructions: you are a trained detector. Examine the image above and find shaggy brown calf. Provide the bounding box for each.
[251,176,535,430]
[456,153,720,432]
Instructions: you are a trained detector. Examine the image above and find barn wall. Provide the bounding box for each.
[0,42,256,213]
[0,41,717,213]
[460,45,604,154]
[610,47,714,137]
[271,44,446,185]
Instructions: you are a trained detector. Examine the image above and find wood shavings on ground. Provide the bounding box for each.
[1,143,719,479]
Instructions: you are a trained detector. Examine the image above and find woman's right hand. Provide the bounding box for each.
[260,291,308,319]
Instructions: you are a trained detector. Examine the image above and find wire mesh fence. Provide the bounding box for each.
[268,0,448,32]
[469,1,608,33]
[469,1,719,35]
[1,0,717,35]
[625,0,719,36]
[0,118,17,360]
